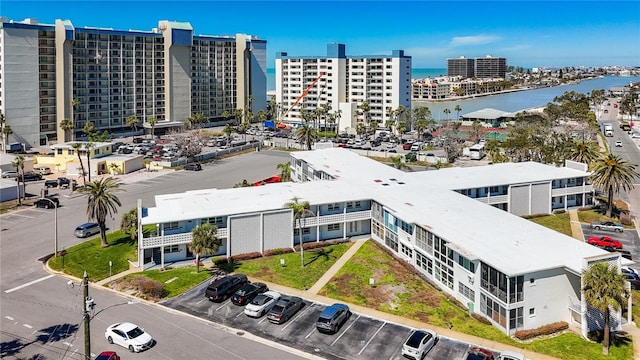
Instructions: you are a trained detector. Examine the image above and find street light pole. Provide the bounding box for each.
[83,271,91,360]
[41,197,58,257]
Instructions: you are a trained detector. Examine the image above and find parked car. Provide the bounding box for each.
[34,197,59,209]
[615,140,623,147]
[1,170,18,178]
[601,246,633,260]
[205,274,248,302]
[465,346,495,360]
[588,236,622,249]
[591,221,623,233]
[74,222,100,238]
[95,351,120,360]
[402,143,412,150]
[625,274,640,290]
[401,329,438,360]
[316,303,351,334]
[267,296,304,324]
[104,322,153,353]
[34,166,52,175]
[497,350,526,360]
[231,282,268,306]
[57,177,76,189]
[44,179,59,188]
[132,137,144,144]
[244,290,281,317]
[16,172,43,182]
[184,163,202,171]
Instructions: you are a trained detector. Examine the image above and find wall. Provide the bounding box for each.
[522,268,575,330]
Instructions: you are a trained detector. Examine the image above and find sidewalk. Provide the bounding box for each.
[568,209,585,241]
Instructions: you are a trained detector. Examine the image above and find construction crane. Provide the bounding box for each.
[279,72,327,122]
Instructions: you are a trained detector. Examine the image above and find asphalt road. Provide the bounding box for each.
[1,150,303,360]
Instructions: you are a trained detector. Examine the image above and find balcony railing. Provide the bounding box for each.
[568,296,583,314]
[295,210,372,227]
[141,227,227,249]
[551,184,593,196]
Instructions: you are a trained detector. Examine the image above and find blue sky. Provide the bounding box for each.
[2,1,639,68]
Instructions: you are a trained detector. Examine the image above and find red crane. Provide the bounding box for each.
[279,72,327,122]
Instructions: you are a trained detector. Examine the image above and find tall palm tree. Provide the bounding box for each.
[60,118,73,142]
[147,116,157,139]
[443,108,451,123]
[11,155,24,205]
[126,115,139,136]
[590,153,640,218]
[189,222,221,273]
[454,105,462,122]
[78,177,123,247]
[2,125,12,154]
[84,142,95,182]
[568,140,601,165]
[277,162,292,182]
[295,121,318,150]
[285,197,314,268]
[71,142,87,186]
[582,262,628,355]
[360,100,370,131]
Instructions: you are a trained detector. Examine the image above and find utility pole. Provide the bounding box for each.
[83,271,92,360]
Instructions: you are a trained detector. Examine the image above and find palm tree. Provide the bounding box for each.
[147,116,157,139]
[78,177,123,248]
[582,262,628,355]
[60,118,73,142]
[443,108,451,123]
[295,121,318,150]
[277,162,292,182]
[590,153,640,218]
[454,105,462,122]
[84,142,95,182]
[126,115,139,136]
[390,155,412,171]
[233,109,244,127]
[223,123,234,142]
[11,155,24,205]
[2,125,12,154]
[285,197,314,268]
[71,142,87,186]
[120,208,138,241]
[189,222,221,273]
[360,100,370,131]
[568,140,601,165]
[187,112,208,129]
[71,98,80,141]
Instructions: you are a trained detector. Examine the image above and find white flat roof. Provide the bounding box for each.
[144,148,617,276]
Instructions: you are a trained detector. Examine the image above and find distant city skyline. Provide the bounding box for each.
[2,1,639,69]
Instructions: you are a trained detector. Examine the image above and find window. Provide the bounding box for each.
[384,231,398,252]
[163,244,180,253]
[372,220,384,238]
[458,282,475,301]
[207,217,224,225]
[458,255,475,273]
[415,226,434,255]
[509,276,524,303]
[529,308,535,317]
[399,220,413,234]
[327,203,340,211]
[165,222,179,230]
[293,228,311,235]
[509,307,523,330]
[416,251,432,275]
[327,223,340,231]
[400,243,412,259]
[480,293,507,328]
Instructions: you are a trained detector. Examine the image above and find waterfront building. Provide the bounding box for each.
[138,148,616,336]
[447,56,475,78]
[475,55,507,79]
[275,44,411,132]
[0,17,266,150]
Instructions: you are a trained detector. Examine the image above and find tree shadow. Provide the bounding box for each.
[0,323,79,358]
[305,248,336,267]
[0,339,24,358]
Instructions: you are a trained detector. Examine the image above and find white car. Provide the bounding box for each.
[244,290,281,317]
[615,140,623,147]
[401,329,438,360]
[105,322,153,353]
[498,350,527,360]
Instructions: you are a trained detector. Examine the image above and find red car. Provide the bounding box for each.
[96,352,120,360]
[588,236,622,249]
[402,143,412,150]
[465,346,494,360]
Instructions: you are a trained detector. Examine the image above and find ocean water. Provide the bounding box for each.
[266,68,446,91]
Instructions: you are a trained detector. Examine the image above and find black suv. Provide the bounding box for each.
[44,179,59,188]
[34,197,60,209]
[231,282,268,305]
[16,172,43,182]
[205,274,248,302]
[184,163,202,171]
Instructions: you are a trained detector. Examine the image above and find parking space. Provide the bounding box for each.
[581,224,640,268]
[162,281,488,360]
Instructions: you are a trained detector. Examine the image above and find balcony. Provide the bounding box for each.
[551,184,593,196]
[295,210,372,227]
[141,227,228,249]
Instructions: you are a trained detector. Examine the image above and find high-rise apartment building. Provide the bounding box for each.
[447,56,475,78]
[0,17,266,149]
[475,55,506,78]
[275,44,411,133]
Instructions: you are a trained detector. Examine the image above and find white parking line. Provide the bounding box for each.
[196,298,207,305]
[6,213,35,219]
[215,300,230,311]
[23,324,33,329]
[281,304,315,332]
[236,310,245,318]
[4,274,54,293]
[4,316,14,321]
[330,314,360,346]
[305,327,316,339]
[258,314,269,324]
[358,321,386,355]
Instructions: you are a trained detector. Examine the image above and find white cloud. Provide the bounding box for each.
[450,35,501,46]
[500,44,532,52]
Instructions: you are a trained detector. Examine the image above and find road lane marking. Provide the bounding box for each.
[358,321,386,355]
[4,316,14,320]
[281,303,314,332]
[63,341,73,347]
[4,274,54,293]
[23,324,33,329]
[330,314,360,346]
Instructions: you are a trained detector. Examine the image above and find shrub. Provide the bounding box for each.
[522,213,550,219]
[514,321,568,340]
[587,329,604,342]
[577,206,594,212]
[263,247,294,257]
[229,252,262,262]
[134,277,164,299]
[553,209,566,214]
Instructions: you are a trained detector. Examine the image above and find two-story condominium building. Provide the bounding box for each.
[0,17,266,150]
[137,148,627,337]
[275,44,411,133]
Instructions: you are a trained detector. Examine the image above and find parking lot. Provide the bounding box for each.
[581,224,640,269]
[163,281,490,360]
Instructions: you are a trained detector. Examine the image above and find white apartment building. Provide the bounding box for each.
[137,148,623,336]
[275,44,411,133]
[0,17,266,150]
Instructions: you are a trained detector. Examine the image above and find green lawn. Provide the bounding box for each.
[319,240,634,360]
[527,213,573,236]
[113,266,211,298]
[218,243,352,290]
[48,231,137,281]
